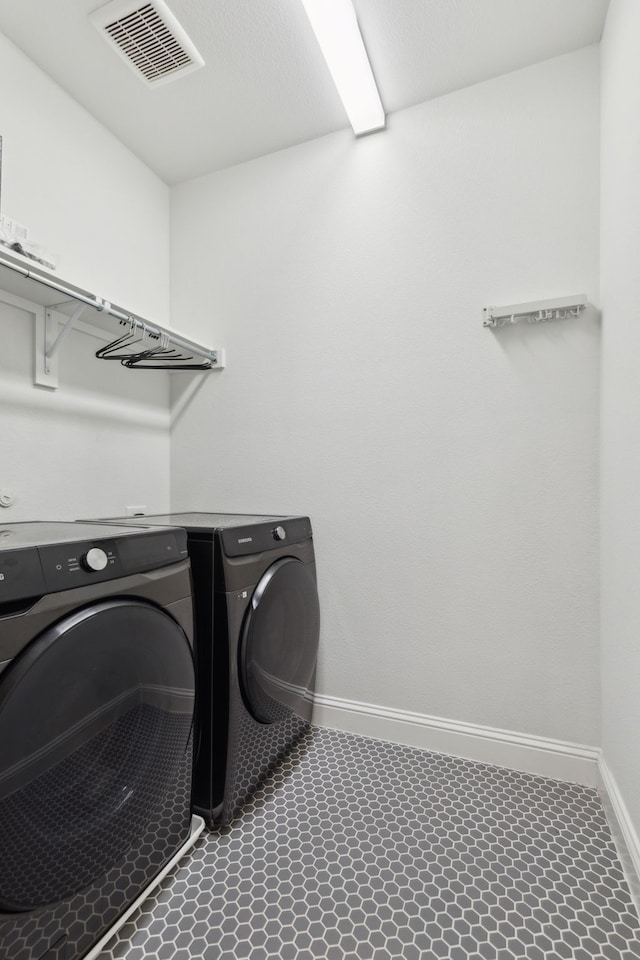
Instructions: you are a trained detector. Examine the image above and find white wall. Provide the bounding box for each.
[0,31,172,522]
[0,31,171,324]
[600,0,640,843]
[170,47,601,746]
[0,297,170,521]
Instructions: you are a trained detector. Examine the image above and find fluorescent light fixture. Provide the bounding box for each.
[300,0,385,136]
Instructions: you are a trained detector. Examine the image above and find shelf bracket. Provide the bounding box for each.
[44,304,87,372]
[34,303,87,389]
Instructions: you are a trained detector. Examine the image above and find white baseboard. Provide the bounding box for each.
[311,693,600,786]
[311,695,640,909]
[598,760,640,914]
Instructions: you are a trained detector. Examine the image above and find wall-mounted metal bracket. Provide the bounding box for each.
[34,304,85,389]
[34,302,126,389]
[44,304,87,374]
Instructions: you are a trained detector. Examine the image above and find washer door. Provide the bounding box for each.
[0,599,194,913]
[240,557,320,724]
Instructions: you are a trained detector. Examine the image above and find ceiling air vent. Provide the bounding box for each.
[89,0,204,87]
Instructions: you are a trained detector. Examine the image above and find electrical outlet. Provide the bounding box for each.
[125,505,147,517]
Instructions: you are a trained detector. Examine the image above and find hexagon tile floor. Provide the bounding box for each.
[98,726,640,960]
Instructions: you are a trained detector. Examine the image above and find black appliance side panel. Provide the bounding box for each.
[188,538,229,825]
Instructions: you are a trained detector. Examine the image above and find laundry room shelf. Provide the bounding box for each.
[0,248,224,389]
[482,294,588,328]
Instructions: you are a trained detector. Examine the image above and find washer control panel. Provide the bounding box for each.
[38,531,186,591]
[0,524,189,607]
[39,540,119,589]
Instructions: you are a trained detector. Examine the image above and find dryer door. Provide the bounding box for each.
[240,557,320,724]
[0,599,194,913]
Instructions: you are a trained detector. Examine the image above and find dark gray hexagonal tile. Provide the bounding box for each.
[93,727,640,960]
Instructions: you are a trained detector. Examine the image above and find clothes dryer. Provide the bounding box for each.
[0,522,198,960]
[91,513,320,827]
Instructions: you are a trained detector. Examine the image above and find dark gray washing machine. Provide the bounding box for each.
[90,513,320,827]
[0,521,196,960]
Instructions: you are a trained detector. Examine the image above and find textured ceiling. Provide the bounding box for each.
[0,0,609,185]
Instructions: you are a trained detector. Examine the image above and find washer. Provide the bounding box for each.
[0,521,197,960]
[92,513,320,827]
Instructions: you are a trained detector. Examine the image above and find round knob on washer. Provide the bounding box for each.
[83,547,108,572]
[273,526,287,541]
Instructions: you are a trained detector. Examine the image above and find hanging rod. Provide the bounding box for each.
[483,294,587,328]
[0,250,222,366]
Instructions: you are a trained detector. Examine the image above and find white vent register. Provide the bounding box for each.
[90,0,204,87]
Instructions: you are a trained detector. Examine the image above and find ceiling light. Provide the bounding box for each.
[300,0,385,136]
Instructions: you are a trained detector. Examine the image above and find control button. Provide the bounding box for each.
[82,547,108,572]
[273,526,286,541]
